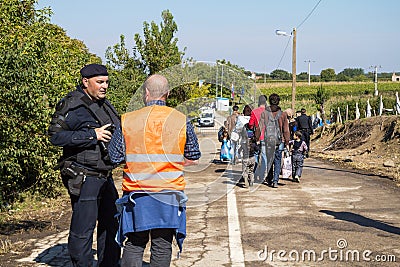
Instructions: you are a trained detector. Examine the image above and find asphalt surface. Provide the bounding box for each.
[13,116,400,266]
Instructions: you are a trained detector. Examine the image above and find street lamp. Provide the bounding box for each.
[276,28,296,111]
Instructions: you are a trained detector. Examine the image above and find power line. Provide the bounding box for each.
[276,35,292,70]
[297,0,323,29]
[275,0,322,71]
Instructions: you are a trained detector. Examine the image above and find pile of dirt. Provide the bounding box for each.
[311,115,400,184]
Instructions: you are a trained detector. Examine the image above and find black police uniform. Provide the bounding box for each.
[48,84,121,267]
[295,113,313,156]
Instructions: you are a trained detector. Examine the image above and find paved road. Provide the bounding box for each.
[14,133,400,266]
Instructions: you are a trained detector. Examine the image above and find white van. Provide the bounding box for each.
[198,109,215,127]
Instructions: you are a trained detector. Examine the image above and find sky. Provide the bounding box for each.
[36,0,400,75]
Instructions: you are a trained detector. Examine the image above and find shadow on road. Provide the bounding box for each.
[304,164,390,178]
[34,244,98,266]
[320,210,400,235]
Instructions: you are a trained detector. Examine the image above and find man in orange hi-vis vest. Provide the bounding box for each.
[108,74,201,266]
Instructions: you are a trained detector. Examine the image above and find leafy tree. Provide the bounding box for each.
[320,68,336,82]
[336,73,350,82]
[313,84,330,124]
[338,68,365,78]
[310,75,320,82]
[297,72,309,81]
[270,69,291,80]
[187,83,212,99]
[134,10,185,74]
[336,68,367,82]
[105,35,146,114]
[0,0,97,207]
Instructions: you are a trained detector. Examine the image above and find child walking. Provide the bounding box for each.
[289,131,308,182]
[220,130,232,162]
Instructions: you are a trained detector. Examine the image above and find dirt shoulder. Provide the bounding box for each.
[0,194,71,266]
[311,115,400,185]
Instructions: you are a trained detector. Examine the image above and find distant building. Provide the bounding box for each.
[392,72,400,82]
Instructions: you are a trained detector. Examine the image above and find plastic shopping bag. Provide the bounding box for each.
[282,155,292,178]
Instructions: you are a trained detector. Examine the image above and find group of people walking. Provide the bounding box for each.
[48,64,201,266]
[47,62,315,266]
[220,94,313,189]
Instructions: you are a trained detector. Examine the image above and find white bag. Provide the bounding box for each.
[230,131,239,142]
[282,155,292,178]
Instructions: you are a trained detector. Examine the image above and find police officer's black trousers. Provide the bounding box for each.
[68,176,121,267]
[301,129,311,153]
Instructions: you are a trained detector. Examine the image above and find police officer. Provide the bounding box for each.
[48,64,121,267]
[295,108,313,157]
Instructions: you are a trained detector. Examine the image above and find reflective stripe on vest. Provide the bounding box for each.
[126,154,184,163]
[121,105,187,192]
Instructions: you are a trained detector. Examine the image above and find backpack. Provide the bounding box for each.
[263,108,282,147]
[217,126,225,142]
[231,115,250,142]
[234,115,250,133]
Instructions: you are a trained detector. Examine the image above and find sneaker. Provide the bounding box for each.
[272,182,278,188]
[294,175,300,183]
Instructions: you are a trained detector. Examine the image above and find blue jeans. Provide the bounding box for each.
[255,141,268,181]
[272,143,284,184]
[231,140,238,164]
[292,152,305,177]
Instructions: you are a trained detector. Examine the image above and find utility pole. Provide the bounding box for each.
[370,65,381,96]
[264,65,266,84]
[291,28,297,111]
[304,60,315,86]
[220,64,224,98]
[276,27,297,110]
[251,72,256,103]
[215,63,218,100]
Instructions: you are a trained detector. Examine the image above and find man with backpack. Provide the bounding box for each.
[257,94,290,188]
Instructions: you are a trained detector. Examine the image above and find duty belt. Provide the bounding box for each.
[70,162,111,179]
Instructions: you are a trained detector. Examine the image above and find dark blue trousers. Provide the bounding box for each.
[67,175,120,267]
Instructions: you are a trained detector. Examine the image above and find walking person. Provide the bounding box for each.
[108,74,201,267]
[236,104,252,163]
[48,64,121,266]
[240,123,259,188]
[289,131,308,182]
[286,108,297,140]
[295,108,313,157]
[249,95,267,182]
[220,130,232,162]
[257,94,290,188]
[226,105,240,164]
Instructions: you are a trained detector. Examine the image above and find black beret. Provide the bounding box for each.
[80,64,108,78]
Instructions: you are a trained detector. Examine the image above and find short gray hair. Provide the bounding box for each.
[143,74,170,99]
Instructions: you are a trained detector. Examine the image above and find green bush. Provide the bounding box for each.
[0,0,98,208]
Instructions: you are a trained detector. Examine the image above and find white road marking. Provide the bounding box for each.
[227,174,245,267]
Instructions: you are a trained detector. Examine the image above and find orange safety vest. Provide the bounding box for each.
[121,105,187,192]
